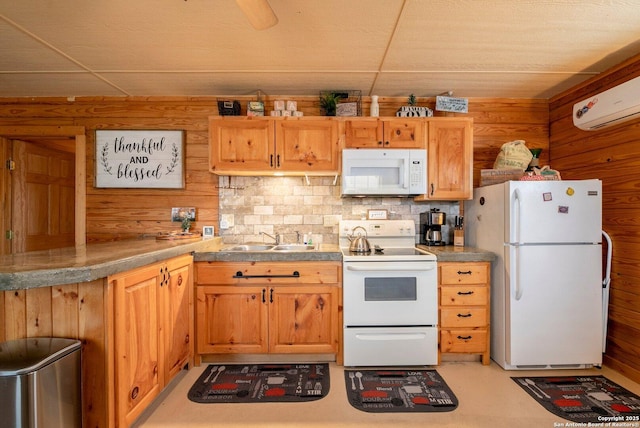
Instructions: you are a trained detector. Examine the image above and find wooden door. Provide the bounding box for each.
[209,117,274,173]
[382,118,424,148]
[0,137,10,256]
[418,119,473,200]
[275,118,340,173]
[163,255,193,384]
[196,285,269,353]
[344,118,384,148]
[268,285,339,354]
[12,140,75,252]
[112,263,163,427]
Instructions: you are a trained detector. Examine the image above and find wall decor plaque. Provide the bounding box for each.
[95,130,185,188]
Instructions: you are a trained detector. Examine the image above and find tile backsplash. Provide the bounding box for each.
[218,176,460,246]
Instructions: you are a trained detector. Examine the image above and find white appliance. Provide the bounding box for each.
[341,149,427,197]
[573,75,640,130]
[340,220,438,366]
[464,179,603,370]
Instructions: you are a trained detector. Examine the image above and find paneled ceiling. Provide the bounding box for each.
[1,0,640,99]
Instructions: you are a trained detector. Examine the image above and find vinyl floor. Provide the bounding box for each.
[133,361,640,428]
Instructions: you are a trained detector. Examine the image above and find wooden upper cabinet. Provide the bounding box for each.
[209,117,274,173]
[344,118,424,148]
[275,118,340,173]
[416,118,473,201]
[209,116,340,175]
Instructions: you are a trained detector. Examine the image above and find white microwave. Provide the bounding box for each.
[341,149,427,197]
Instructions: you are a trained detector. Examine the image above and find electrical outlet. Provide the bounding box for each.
[220,214,234,229]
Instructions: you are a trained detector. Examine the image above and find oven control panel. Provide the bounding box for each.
[340,220,415,237]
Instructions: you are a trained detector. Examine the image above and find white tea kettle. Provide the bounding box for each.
[347,226,371,252]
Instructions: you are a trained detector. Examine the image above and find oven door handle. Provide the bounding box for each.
[346,265,436,272]
[355,333,428,341]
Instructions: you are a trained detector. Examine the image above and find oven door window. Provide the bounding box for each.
[364,277,416,301]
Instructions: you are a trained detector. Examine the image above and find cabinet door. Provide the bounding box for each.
[275,118,340,173]
[268,286,339,354]
[382,118,424,148]
[113,263,163,427]
[344,118,383,148]
[163,255,193,384]
[419,119,473,200]
[209,117,274,173]
[196,286,269,354]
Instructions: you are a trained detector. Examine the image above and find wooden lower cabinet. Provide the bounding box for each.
[110,254,193,427]
[195,261,341,359]
[0,253,193,428]
[438,261,490,365]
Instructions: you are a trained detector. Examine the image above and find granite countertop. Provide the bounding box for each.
[1,238,494,291]
[194,244,343,262]
[417,244,496,262]
[0,237,223,291]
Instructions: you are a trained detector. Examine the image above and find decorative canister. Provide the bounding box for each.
[370,95,379,117]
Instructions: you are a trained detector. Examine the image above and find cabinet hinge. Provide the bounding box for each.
[5,230,14,240]
[6,159,15,171]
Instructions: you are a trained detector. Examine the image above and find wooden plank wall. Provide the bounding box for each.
[549,53,640,384]
[0,96,548,244]
[0,281,109,428]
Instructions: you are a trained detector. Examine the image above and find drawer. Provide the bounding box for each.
[440,263,489,285]
[440,307,487,328]
[196,261,340,285]
[440,286,487,306]
[440,329,488,353]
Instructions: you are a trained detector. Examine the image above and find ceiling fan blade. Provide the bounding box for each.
[235,0,279,30]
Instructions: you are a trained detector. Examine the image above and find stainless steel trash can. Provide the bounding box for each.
[0,337,81,428]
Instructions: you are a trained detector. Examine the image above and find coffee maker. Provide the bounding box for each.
[420,209,447,246]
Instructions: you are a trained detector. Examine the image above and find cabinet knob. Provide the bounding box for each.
[457,290,474,295]
[185,334,190,344]
[457,270,473,275]
[131,386,139,400]
[457,313,472,318]
[177,275,183,286]
[457,335,473,341]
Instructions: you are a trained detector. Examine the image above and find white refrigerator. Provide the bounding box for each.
[465,179,603,370]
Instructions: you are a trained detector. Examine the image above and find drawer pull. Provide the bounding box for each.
[457,335,473,341]
[457,270,473,275]
[233,271,300,279]
[457,313,472,318]
[457,291,474,295]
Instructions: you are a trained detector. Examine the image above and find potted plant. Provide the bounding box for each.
[181,215,191,233]
[319,92,345,116]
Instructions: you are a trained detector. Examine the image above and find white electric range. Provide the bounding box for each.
[339,220,438,367]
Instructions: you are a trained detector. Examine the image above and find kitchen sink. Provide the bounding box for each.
[221,244,316,252]
[223,244,275,252]
[272,244,315,251]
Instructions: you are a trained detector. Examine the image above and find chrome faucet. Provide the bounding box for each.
[260,231,280,244]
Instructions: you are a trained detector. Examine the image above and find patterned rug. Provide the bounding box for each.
[188,363,329,403]
[512,375,640,423]
[344,369,458,413]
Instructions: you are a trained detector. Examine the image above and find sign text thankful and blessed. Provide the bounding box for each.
[95,130,184,188]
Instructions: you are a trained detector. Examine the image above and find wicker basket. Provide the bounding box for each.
[480,169,524,186]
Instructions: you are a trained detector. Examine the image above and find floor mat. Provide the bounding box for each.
[344,369,458,413]
[512,375,640,423]
[188,363,329,403]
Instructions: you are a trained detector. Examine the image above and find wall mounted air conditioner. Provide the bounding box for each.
[573,75,640,131]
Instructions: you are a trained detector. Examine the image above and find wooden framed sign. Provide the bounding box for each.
[95,130,185,188]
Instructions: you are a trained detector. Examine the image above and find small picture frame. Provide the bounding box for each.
[202,226,215,239]
[367,209,388,220]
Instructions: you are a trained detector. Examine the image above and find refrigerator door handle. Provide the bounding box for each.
[511,188,522,243]
[510,245,523,301]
